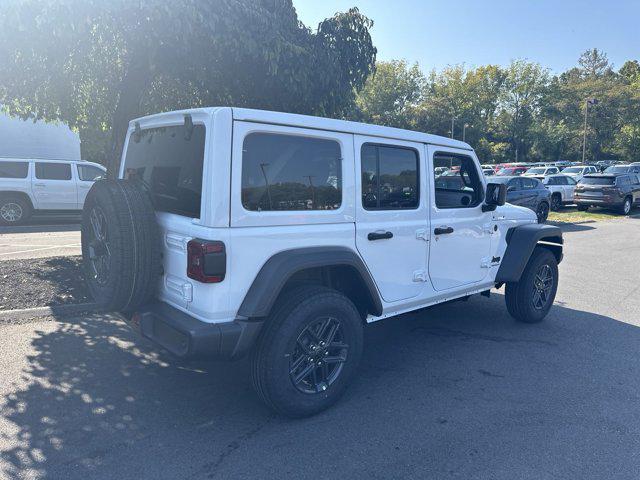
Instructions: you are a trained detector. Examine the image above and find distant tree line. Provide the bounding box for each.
[0,0,637,167]
[353,51,640,164]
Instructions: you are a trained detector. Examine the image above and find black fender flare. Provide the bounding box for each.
[495,224,563,283]
[237,246,383,318]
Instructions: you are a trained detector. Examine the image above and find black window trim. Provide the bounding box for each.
[432,150,484,210]
[361,142,420,211]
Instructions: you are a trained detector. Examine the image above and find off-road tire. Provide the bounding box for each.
[81,180,161,312]
[577,204,589,211]
[550,193,562,211]
[0,194,32,225]
[505,247,558,324]
[251,285,364,418]
[620,196,632,215]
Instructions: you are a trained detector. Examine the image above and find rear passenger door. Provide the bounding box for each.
[32,162,77,209]
[354,136,428,303]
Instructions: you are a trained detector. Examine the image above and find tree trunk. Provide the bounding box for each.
[107,54,152,179]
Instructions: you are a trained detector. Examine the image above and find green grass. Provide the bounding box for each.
[548,206,637,223]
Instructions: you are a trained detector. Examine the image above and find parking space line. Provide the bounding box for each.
[0,243,81,257]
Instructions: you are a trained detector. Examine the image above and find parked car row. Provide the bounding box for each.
[0,158,106,224]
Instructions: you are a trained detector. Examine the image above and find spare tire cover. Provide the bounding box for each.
[81,179,161,312]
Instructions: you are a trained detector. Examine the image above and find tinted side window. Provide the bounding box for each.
[0,161,29,179]
[78,165,105,181]
[547,177,559,186]
[433,153,483,209]
[522,178,538,189]
[35,163,72,180]
[508,178,522,190]
[362,144,419,210]
[242,133,342,211]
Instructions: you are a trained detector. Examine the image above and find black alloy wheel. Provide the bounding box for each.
[289,316,349,394]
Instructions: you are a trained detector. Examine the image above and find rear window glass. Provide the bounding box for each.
[0,161,28,178]
[124,124,205,218]
[580,177,615,186]
[35,163,72,180]
[241,133,342,211]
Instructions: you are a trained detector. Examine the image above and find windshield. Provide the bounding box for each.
[123,124,206,218]
[580,177,615,186]
[526,168,545,174]
[562,167,583,174]
[604,166,629,173]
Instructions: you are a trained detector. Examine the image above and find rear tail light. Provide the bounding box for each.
[187,239,226,283]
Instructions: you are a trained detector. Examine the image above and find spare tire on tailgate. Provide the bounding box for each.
[81,179,161,312]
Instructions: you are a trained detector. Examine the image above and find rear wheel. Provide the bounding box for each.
[251,286,364,417]
[550,193,562,211]
[0,195,32,225]
[505,247,558,323]
[620,196,632,215]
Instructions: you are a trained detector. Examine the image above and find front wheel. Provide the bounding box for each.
[536,201,549,223]
[505,247,559,323]
[251,286,364,417]
[550,194,562,211]
[620,196,632,215]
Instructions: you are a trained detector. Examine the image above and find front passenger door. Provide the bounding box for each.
[427,147,492,291]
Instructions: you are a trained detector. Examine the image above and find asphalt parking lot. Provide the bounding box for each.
[0,218,80,260]
[0,219,639,479]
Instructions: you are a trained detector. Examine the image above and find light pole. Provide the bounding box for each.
[259,163,273,209]
[463,123,469,142]
[451,116,455,139]
[582,98,598,163]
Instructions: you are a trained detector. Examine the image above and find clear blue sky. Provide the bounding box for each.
[294,0,639,74]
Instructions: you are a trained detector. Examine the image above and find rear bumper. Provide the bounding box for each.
[125,302,263,360]
[574,196,622,206]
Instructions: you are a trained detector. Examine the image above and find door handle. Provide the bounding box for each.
[34,183,46,187]
[368,231,393,241]
[434,226,454,235]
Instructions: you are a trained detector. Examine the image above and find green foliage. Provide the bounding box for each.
[355,50,639,163]
[0,1,376,170]
[354,60,425,129]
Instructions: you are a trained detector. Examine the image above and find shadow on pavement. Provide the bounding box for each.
[2,295,640,479]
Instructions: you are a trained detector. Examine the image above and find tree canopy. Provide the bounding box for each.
[354,49,640,164]
[0,0,376,171]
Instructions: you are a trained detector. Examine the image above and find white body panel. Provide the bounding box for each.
[0,158,105,210]
[121,107,535,325]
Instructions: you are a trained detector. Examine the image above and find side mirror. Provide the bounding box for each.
[482,183,507,212]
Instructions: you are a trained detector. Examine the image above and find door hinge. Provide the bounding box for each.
[416,229,429,241]
[413,270,428,282]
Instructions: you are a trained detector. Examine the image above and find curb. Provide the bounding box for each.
[0,303,98,322]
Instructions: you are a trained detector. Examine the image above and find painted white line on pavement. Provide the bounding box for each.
[0,243,81,257]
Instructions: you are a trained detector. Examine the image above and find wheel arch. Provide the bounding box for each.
[495,224,563,283]
[237,247,383,319]
[0,191,34,210]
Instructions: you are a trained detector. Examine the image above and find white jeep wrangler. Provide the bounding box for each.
[81,107,563,417]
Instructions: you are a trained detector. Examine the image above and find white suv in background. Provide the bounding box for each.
[561,165,598,182]
[541,174,577,210]
[0,158,106,225]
